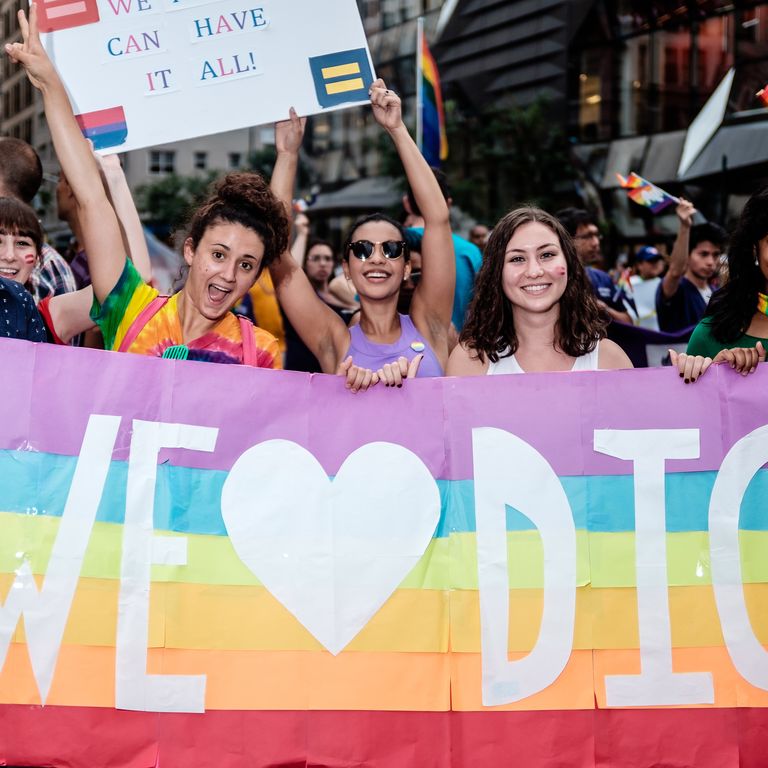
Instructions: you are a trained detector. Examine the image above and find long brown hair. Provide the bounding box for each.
[460,206,606,362]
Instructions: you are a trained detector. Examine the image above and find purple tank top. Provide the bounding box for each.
[347,314,443,377]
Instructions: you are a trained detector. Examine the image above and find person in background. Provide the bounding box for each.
[284,223,358,372]
[656,199,726,333]
[403,168,482,333]
[469,224,490,252]
[0,136,76,306]
[555,207,633,324]
[678,186,768,379]
[624,245,665,330]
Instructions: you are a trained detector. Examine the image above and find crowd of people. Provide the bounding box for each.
[2,5,766,391]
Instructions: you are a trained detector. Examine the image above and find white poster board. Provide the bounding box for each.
[39,0,375,152]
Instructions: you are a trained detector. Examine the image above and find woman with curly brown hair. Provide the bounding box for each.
[7,5,287,367]
[446,207,632,375]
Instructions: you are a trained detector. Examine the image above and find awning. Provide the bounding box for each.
[641,130,686,184]
[309,177,401,213]
[600,137,647,188]
[596,130,686,189]
[679,120,768,181]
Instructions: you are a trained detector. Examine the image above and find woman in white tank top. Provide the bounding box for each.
[446,207,632,376]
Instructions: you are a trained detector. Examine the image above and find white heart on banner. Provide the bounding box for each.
[220,440,440,655]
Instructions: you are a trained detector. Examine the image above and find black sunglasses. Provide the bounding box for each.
[346,240,407,261]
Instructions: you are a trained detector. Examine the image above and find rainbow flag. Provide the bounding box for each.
[417,18,448,167]
[1,340,768,767]
[617,171,679,214]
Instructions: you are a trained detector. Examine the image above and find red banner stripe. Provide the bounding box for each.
[1,705,766,767]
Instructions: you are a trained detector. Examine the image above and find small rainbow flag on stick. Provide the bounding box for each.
[416,17,448,167]
[617,172,679,214]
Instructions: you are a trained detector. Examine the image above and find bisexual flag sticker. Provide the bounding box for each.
[74,106,128,150]
[37,0,99,32]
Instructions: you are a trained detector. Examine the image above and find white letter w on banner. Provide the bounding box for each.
[0,414,121,703]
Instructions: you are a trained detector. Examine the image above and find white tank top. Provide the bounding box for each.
[487,341,601,375]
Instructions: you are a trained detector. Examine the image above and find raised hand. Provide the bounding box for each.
[4,4,57,91]
[376,354,424,387]
[675,198,696,228]
[669,349,712,383]
[713,341,766,375]
[369,78,403,132]
[336,356,380,393]
[275,107,306,155]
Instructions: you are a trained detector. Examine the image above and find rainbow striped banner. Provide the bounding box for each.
[416,18,448,168]
[0,339,767,767]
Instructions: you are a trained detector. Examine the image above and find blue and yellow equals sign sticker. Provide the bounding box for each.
[309,48,374,108]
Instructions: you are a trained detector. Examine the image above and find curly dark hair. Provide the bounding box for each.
[342,213,410,262]
[459,206,606,362]
[185,172,289,274]
[704,185,768,343]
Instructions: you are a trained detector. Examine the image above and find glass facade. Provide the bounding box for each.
[572,2,766,141]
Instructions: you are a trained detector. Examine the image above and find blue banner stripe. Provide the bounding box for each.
[0,451,764,537]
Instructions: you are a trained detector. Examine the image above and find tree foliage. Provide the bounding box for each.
[443,98,575,224]
[136,172,217,233]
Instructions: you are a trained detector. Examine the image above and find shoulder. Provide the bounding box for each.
[597,339,633,370]
[446,341,489,376]
[686,317,720,355]
[453,234,482,262]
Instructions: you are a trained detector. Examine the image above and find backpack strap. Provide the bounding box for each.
[118,295,169,353]
[238,314,257,366]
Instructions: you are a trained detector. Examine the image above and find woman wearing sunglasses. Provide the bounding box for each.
[270,80,454,391]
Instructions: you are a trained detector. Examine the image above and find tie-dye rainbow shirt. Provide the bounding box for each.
[91,261,281,368]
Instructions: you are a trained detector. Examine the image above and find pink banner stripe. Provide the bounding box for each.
[45,1,87,17]
[74,106,125,131]
[0,339,764,478]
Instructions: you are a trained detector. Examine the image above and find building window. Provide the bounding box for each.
[194,151,207,170]
[149,150,175,174]
[228,152,242,168]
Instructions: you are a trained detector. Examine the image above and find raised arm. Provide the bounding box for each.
[369,80,454,336]
[661,199,695,299]
[290,212,310,268]
[6,4,125,304]
[96,153,152,283]
[269,110,349,373]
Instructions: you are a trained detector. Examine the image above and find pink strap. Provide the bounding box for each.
[238,315,257,366]
[118,295,168,353]
[120,297,259,365]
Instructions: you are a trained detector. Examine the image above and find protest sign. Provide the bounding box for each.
[0,339,767,767]
[39,0,375,152]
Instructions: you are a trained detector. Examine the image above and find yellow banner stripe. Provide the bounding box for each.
[2,512,768,590]
[4,645,764,711]
[321,62,361,79]
[325,78,365,95]
[6,576,768,653]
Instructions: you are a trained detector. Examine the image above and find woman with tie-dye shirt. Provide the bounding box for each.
[9,6,287,368]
